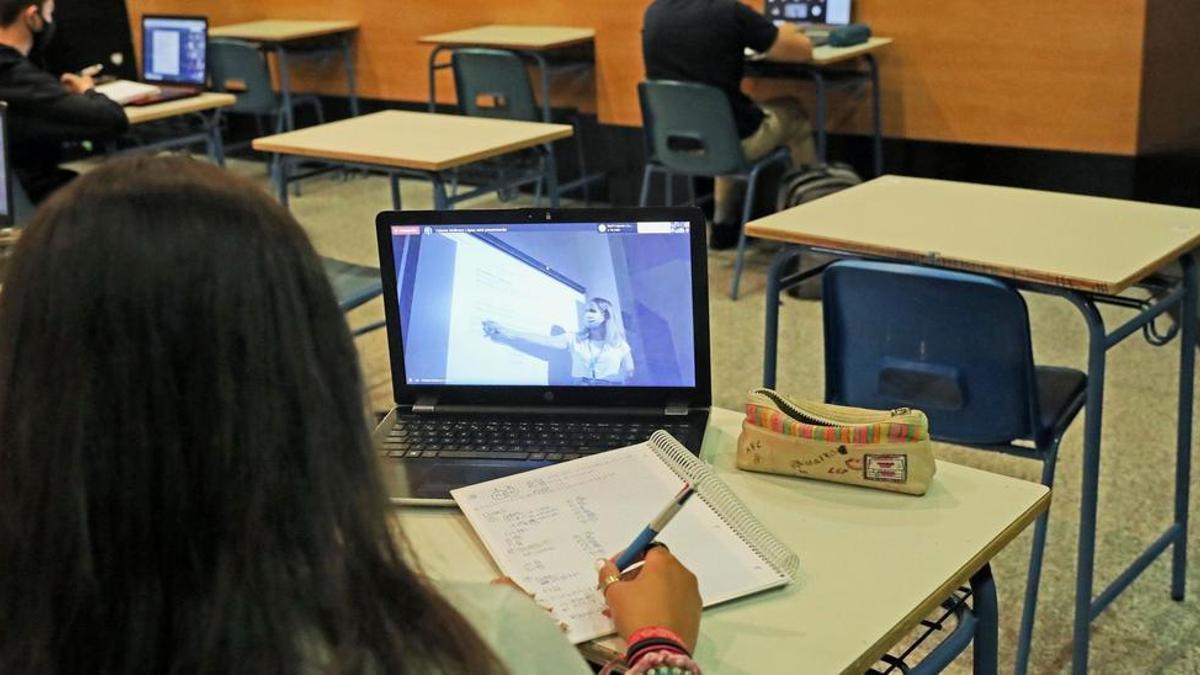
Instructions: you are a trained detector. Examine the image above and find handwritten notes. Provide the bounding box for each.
[453,443,790,643]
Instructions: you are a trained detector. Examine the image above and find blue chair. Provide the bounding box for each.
[822,260,1086,674]
[209,38,325,135]
[322,258,384,337]
[637,80,791,300]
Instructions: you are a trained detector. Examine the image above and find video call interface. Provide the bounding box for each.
[391,221,697,388]
[765,0,852,24]
[142,18,207,85]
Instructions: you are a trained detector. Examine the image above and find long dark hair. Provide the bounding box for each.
[0,157,505,674]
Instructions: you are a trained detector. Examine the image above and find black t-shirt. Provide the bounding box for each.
[0,45,128,199]
[643,0,779,139]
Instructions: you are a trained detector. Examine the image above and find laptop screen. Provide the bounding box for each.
[141,16,207,86]
[388,218,697,389]
[0,103,10,225]
[765,0,852,25]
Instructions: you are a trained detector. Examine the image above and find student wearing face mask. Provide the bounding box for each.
[0,0,127,203]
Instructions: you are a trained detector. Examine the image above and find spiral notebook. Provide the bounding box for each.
[451,431,799,644]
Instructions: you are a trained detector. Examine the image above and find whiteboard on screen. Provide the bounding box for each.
[443,234,584,385]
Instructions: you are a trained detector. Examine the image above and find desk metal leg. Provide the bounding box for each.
[272,155,291,209]
[389,173,403,211]
[431,173,450,210]
[342,34,360,117]
[206,109,226,167]
[971,564,999,675]
[1172,252,1196,600]
[811,70,828,165]
[866,54,883,176]
[1068,294,1105,675]
[762,246,804,389]
[276,46,295,132]
[428,46,451,112]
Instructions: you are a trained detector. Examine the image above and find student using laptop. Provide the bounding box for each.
[0,0,127,202]
[0,156,702,674]
[643,0,817,248]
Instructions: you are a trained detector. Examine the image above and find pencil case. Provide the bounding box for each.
[736,389,935,495]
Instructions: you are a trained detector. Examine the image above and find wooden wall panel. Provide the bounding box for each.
[1137,1,1200,154]
[125,0,1148,155]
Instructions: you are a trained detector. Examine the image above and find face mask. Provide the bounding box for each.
[28,11,55,58]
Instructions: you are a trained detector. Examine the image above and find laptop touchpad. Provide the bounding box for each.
[400,461,547,500]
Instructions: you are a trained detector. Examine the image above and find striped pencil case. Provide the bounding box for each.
[736,389,936,495]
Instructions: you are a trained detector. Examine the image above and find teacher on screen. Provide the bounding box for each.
[482,297,635,385]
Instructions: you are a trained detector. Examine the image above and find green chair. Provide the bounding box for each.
[638,80,790,299]
[321,258,384,337]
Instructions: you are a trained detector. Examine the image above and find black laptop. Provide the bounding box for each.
[373,207,712,505]
[128,15,208,106]
[0,102,13,228]
[763,0,853,45]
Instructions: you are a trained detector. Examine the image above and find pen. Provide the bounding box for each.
[80,64,103,78]
[613,482,695,571]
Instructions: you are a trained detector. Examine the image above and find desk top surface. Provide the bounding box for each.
[746,175,1200,294]
[419,24,596,50]
[397,407,1048,675]
[251,111,572,172]
[210,20,359,42]
[124,93,237,125]
[811,36,893,65]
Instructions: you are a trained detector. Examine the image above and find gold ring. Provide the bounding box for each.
[600,574,622,595]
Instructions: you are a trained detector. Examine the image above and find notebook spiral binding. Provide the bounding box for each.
[648,430,800,580]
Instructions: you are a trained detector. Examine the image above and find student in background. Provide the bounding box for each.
[0,0,126,203]
[643,0,817,249]
[0,157,701,674]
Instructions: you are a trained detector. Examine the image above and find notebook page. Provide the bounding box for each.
[453,443,789,643]
[94,80,161,104]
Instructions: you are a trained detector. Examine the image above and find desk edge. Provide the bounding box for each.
[843,487,1051,674]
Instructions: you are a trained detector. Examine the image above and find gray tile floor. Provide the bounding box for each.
[232,159,1200,674]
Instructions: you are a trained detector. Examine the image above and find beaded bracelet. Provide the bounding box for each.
[625,650,702,675]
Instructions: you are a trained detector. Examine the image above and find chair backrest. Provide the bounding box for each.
[451,48,540,122]
[822,260,1040,445]
[638,80,746,176]
[207,38,279,114]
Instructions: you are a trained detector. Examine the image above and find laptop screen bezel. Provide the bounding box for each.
[0,102,13,227]
[765,0,853,26]
[375,207,712,409]
[140,14,209,88]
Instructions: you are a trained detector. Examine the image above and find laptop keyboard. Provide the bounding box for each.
[380,416,694,462]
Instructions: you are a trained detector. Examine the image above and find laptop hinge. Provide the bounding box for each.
[665,401,690,416]
[412,396,437,413]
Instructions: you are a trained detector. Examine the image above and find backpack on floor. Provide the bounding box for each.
[775,164,863,299]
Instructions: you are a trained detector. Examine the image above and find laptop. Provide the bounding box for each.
[374,207,712,505]
[127,15,208,106]
[764,0,853,46]
[0,102,13,229]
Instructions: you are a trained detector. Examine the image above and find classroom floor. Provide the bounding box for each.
[226,159,1200,674]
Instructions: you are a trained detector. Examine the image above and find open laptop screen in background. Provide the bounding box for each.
[141,16,207,86]
[389,220,696,388]
[0,102,12,226]
[765,0,852,25]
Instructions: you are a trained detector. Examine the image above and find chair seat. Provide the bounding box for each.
[1033,366,1087,448]
[321,258,383,312]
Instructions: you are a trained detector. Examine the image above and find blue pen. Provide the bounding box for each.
[613,482,696,571]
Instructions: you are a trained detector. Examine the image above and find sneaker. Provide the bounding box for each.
[709,221,741,250]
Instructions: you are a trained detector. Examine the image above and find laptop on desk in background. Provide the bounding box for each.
[125,15,208,106]
[374,207,712,505]
[764,0,853,46]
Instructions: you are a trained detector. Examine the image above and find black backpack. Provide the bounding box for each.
[775,164,863,299]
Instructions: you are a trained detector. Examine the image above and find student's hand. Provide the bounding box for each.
[61,73,95,94]
[598,546,701,652]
